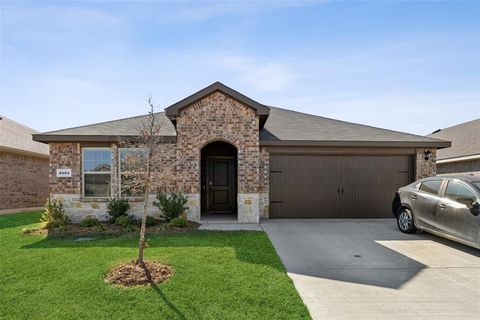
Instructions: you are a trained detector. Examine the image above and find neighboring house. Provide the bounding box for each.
[428,119,480,176]
[33,82,450,223]
[0,116,49,210]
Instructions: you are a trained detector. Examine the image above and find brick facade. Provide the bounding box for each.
[0,151,49,209]
[175,92,261,222]
[49,143,81,194]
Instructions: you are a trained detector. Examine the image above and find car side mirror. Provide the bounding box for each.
[469,201,480,216]
[457,196,476,207]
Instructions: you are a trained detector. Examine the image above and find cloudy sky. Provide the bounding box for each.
[1,1,479,135]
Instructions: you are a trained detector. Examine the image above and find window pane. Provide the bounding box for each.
[83,150,95,162]
[83,149,111,172]
[120,174,145,198]
[445,181,476,202]
[419,180,442,195]
[120,149,147,173]
[84,174,111,197]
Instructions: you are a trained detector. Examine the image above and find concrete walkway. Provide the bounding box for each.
[261,219,480,320]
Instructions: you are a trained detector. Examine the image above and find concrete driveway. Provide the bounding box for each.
[261,219,480,320]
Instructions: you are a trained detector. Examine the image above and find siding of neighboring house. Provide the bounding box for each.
[428,119,480,176]
[0,151,49,209]
[437,159,480,175]
[0,116,50,210]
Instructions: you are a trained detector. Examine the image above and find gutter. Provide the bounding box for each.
[259,140,451,148]
[32,134,177,143]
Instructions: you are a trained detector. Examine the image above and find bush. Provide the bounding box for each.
[115,215,134,231]
[107,198,130,221]
[170,217,187,228]
[145,215,158,227]
[154,193,188,222]
[46,220,68,229]
[95,224,106,233]
[79,216,100,227]
[41,198,70,228]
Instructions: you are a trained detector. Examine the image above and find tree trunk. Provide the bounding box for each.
[137,160,151,266]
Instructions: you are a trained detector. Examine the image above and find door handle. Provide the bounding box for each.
[411,195,418,200]
[341,187,344,195]
[337,187,340,195]
[439,203,447,210]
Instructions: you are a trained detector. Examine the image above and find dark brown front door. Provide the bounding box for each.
[207,157,236,213]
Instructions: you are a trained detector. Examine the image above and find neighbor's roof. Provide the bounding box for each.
[0,116,49,157]
[33,82,449,148]
[428,119,480,160]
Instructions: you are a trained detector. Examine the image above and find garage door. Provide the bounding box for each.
[269,155,413,218]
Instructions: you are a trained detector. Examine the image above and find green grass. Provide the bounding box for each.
[0,211,310,320]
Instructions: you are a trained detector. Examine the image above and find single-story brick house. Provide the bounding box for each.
[1,116,49,211]
[428,119,480,176]
[33,82,450,223]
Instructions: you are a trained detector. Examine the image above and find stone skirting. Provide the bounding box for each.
[53,194,166,223]
[237,193,260,223]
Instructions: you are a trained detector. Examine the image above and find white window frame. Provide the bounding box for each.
[118,148,148,199]
[82,147,113,198]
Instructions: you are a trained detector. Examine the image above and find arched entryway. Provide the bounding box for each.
[201,141,237,220]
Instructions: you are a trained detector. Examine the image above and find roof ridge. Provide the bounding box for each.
[267,106,444,142]
[41,111,164,134]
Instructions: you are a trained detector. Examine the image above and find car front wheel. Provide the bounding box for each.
[397,208,416,234]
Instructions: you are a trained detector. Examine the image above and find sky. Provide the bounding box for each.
[1,0,479,135]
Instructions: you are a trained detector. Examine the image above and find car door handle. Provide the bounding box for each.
[411,195,418,200]
[439,203,447,209]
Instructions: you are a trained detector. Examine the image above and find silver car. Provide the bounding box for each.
[392,175,480,249]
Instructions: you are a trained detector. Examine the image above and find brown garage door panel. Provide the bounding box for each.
[270,155,412,219]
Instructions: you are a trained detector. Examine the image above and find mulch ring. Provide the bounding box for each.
[105,260,173,287]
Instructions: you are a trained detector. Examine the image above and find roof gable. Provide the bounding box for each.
[164,82,270,127]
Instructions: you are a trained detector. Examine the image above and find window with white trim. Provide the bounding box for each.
[82,148,112,198]
[119,148,148,197]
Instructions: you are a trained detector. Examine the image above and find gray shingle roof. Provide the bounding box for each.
[38,112,176,137]
[32,82,448,147]
[260,107,448,147]
[427,119,480,160]
[33,106,449,148]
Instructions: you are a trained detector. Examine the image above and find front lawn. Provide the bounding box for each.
[0,211,310,320]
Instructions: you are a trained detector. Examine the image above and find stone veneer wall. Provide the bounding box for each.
[175,92,261,223]
[0,151,49,209]
[415,148,437,179]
